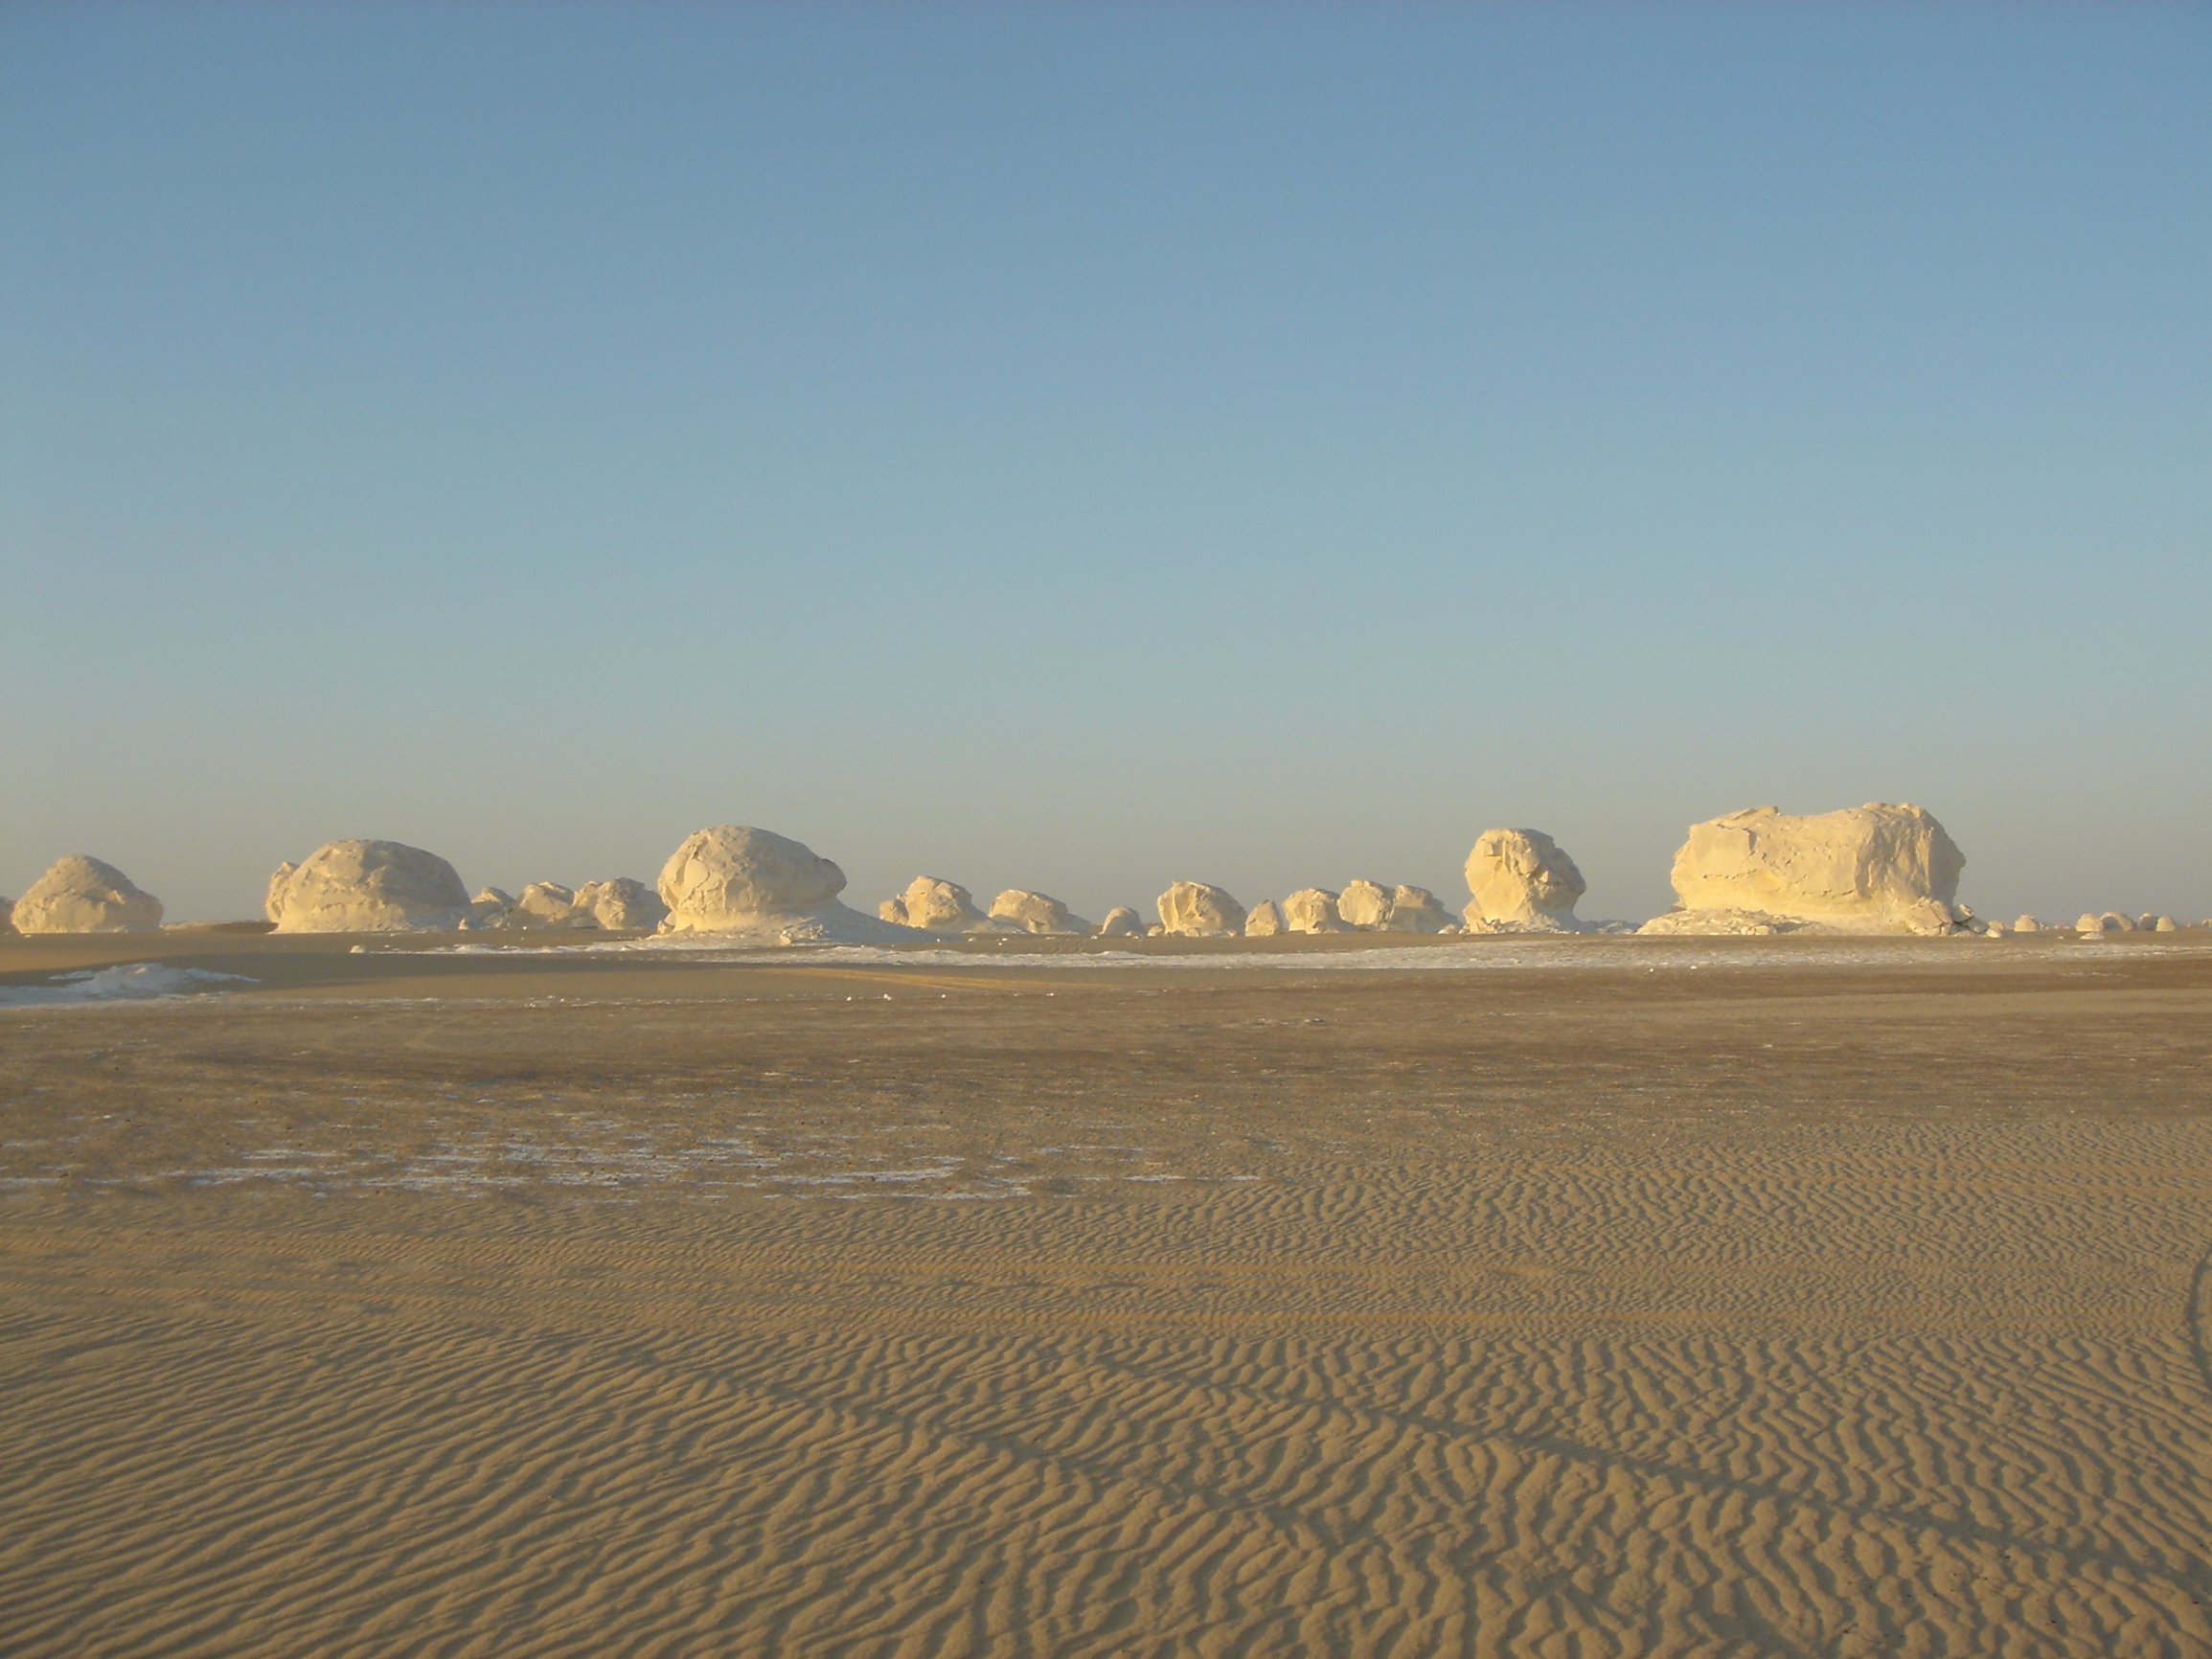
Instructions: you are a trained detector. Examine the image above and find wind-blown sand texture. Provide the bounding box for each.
[4,932,2211,1656]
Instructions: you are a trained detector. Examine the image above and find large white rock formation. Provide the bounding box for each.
[1243,899,1286,937]
[514,881,589,928]
[575,877,667,931]
[1642,804,1963,936]
[1465,829,1589,932]
[989,890,1091,936]
[1282,888,1350,934]
[11,855,165,934]
[1157,881,1245,937]
[1337,879,1393,930]
[266,840,471,932]
[470,887,519,927]
[659,826,920,943]
[880,876,993,934]
[1380,885,1456,933]
[1096,906,1146,938]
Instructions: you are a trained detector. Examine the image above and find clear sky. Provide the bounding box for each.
[4,3,2207,925]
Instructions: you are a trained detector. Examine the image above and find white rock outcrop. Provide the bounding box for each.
[1336,879,1393,930]
[2014,916,2041,934]
[470,887,518,927]
[514,881,588,928]
[2154,916,2178,933]
[1641,805,1963,937]
[574,877,667,931]
[1157,881,1245,938]
[11,855,165,934]
[1466,829,1589,932]
[880,876,995,934]
[266,840,471,932]
[660,826,920,942]
[989,890,1092,936]
[1281,888,1350,934]
[1096,906,1146,938]
[1380,885,1455,933]
[2077,912,2132,935]
[1244,899,1286,937]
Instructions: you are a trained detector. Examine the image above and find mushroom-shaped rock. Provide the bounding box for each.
[1282,889,1350,934]
[574,877,667,931]
[1467,829,1587,932]
[1157,881,1245,938]
[1337,879,1393,930]
[513,881,587,928]
[658,825,917,943]
[880,876,992,934]
[1645,805,1962,937]
[1096,906,1146,938]
[1381,885,1455,933]
[2155,916,2179,933]
[2014,916,2041,934]
[989,890,1091,936]
[266,841,470,932]
[1244,899,1286,937]
[11,855,164,934]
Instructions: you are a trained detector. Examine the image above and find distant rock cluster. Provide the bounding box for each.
[5,805,2201,941]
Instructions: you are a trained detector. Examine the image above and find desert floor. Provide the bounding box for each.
[4,931,2211,1656]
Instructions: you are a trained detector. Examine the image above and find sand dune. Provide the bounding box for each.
[4,939,2210,1654]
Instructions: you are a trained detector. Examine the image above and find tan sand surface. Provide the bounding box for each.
[4,937,2211,1654]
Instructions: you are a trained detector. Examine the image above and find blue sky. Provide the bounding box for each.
[4,3,2207,923]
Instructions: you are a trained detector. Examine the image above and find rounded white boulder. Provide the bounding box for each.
[11,855,164,934]
[266,841,471,932]
[989,889,1091,935]
[1468,829,1588,931]
[1157,881,1245,938]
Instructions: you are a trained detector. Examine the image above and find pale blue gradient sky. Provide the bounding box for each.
[4,4,2207,923]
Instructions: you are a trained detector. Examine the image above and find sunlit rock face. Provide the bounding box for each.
[1096,906,1146,938]
[1335,879,1392,930]
[879,876,993,934]
[658,826,924,943]
[989,890,1091,936]
[11,855,164,934]
[1282,889,1350,934]
[266,841,468,933]
[1156,881,1245,938]
[1243,899,1286,937]
[574,877,667,931]
[1380,885,1456,933]
[1464,829,1588,933]
[1643,804,1964,937]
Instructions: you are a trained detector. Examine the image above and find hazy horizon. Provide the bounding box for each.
[5,5,2207,925]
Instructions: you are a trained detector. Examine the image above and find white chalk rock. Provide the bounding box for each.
[1647,804,1962,936]
[1244,899,1286,937]
[574,877,667,931]
[1381,885,1455,933]
[11,855,164,934]
[1337,879,1393,930]
[469,887,518,928]
[1463,829,1589,933]
[658,826,921,943]
[513,881,588,928]
[1157,881,1245,937]
[266,841,470,933]
[2013,916,2041,934]
[881,876,993,934]
[2154,916,2178,933]
[1282,888,1350,933]
[1637,907,1794,937]
[989,889,1091,936]
[1096,906,1146,938]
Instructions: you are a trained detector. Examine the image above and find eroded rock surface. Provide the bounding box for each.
[1381,885,1455,933]
[266,841,468,933]
[1157,881,1245,938]
[660,826,917,943]
[989,890,1091,936]
[1243,899,1286,937]
[1096,906,1146,938]
[881,877,992,934]
[1644,805,1963,937]
[1337,879,1393,931]
[1282,889,1349,934]
[1466,830,1589,932]
[11,855,164,934]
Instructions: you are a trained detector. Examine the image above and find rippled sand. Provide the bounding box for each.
[4,934,2210,1655]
